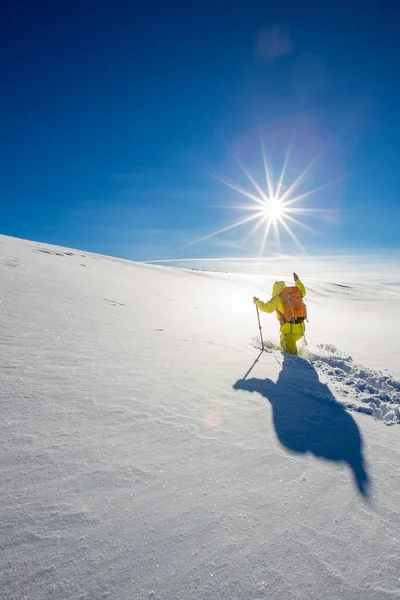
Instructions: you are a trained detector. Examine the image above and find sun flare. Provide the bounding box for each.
[261,197,286,222]
[183,131,339,256]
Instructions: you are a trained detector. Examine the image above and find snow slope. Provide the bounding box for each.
[1,234,400,600]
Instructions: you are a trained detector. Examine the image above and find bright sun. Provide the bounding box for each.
[262,197,286,222]
[183,131,338,256]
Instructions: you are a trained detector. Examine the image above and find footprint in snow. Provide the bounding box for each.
[307,344,400,425]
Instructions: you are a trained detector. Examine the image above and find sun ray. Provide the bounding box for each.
[209,173,265,206]
[228,204,268,212]
[288,207,335,214]
[273,219,282,253]
[181,212,262,249]
[283,213,319,234]
[211,122,270,203]
[282,175,347,207]
[240,215,267,247]
[230,149,269,203]
[258,127,275,200]
[279,136,336,204]
[258,218,274,257]
[278,152,323,204]
[278,218,308,254]
[275,135,293,200]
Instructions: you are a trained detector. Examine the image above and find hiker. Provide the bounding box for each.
[253,273,307,355]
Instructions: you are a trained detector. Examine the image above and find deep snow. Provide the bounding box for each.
[1,234,400,600]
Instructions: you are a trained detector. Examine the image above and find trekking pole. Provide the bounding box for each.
[256,305,264,350]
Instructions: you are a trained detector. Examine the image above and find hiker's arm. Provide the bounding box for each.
[295,278,306,297]
[253,297,277,313]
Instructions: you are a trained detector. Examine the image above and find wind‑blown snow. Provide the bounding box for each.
[1,234,400,600]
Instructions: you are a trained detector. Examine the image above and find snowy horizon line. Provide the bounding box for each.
[1,234,399,283]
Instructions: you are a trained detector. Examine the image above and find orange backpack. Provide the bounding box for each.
[278,286,307,324]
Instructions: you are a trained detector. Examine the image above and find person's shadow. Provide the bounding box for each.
[234,353,370,497]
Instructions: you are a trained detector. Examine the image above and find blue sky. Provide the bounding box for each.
[1,1,400,261]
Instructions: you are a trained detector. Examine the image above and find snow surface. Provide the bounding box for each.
[1,234,400,600]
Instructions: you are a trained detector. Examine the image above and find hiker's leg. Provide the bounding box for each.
[280,333,287,352]
[280,325,292,354]
[283,333,298,355]
[280,328,304,355]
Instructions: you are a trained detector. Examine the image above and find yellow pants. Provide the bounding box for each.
[280,322,305,355]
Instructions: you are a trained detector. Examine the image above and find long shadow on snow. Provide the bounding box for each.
[233,353,370,497]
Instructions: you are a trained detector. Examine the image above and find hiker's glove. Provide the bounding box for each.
[253,296,259,304]
[293,272,299,281]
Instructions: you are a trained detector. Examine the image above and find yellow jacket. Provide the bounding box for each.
[256,279,306,328]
